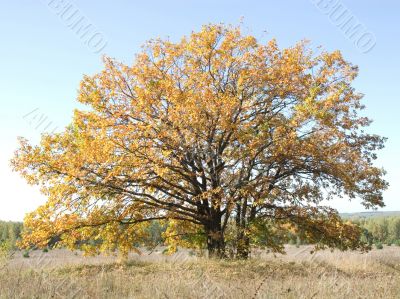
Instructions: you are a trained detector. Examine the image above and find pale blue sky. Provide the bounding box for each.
[0,1,399,220]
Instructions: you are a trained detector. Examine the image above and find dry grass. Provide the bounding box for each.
[1,245,400,298]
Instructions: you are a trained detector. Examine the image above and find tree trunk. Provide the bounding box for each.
[236,231,250,259]
[234,202,254,259]
[207,230,226,259]
[205,217,226,259]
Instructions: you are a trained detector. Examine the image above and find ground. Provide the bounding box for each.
[1,245,400,298]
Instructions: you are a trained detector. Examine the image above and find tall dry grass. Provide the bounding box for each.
[1,245,400,298]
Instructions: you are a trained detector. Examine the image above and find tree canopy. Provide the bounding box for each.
[12,24,387,258]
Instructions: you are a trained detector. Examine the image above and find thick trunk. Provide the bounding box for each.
[205,216,226,259]
[207,230,226,258]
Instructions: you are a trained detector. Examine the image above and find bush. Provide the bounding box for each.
[0,241,12,262]
[375,242,383,250]
[394,240,400,246]
[42,248,49,253]
[22,251,30,258]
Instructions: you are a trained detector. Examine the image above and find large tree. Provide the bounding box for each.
[12,24,387,258]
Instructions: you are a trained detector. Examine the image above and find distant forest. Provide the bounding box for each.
[2,214,400,249]
[0,221,23,249]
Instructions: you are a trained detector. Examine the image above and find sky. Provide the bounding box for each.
[0,0,399,221]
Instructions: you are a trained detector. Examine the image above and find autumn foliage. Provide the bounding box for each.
[12,24,387,258]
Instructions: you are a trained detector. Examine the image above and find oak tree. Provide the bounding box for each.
[12,24,387,258]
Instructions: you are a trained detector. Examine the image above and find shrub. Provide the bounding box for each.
[22,251,30,258]
[0,241,12,264]
[375,242,383,250]
[394,240,400,246]
[42,248,48,253]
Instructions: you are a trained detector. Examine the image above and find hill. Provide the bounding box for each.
[340,211,400,219]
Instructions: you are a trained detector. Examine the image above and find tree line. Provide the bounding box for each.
[352,216,400,245]
[0,221,23,249]
[3,216,400,253]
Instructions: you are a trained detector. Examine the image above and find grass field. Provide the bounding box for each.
[1,245,400,298]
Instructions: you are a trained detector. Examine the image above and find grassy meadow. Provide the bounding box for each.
[1,245,400,298]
